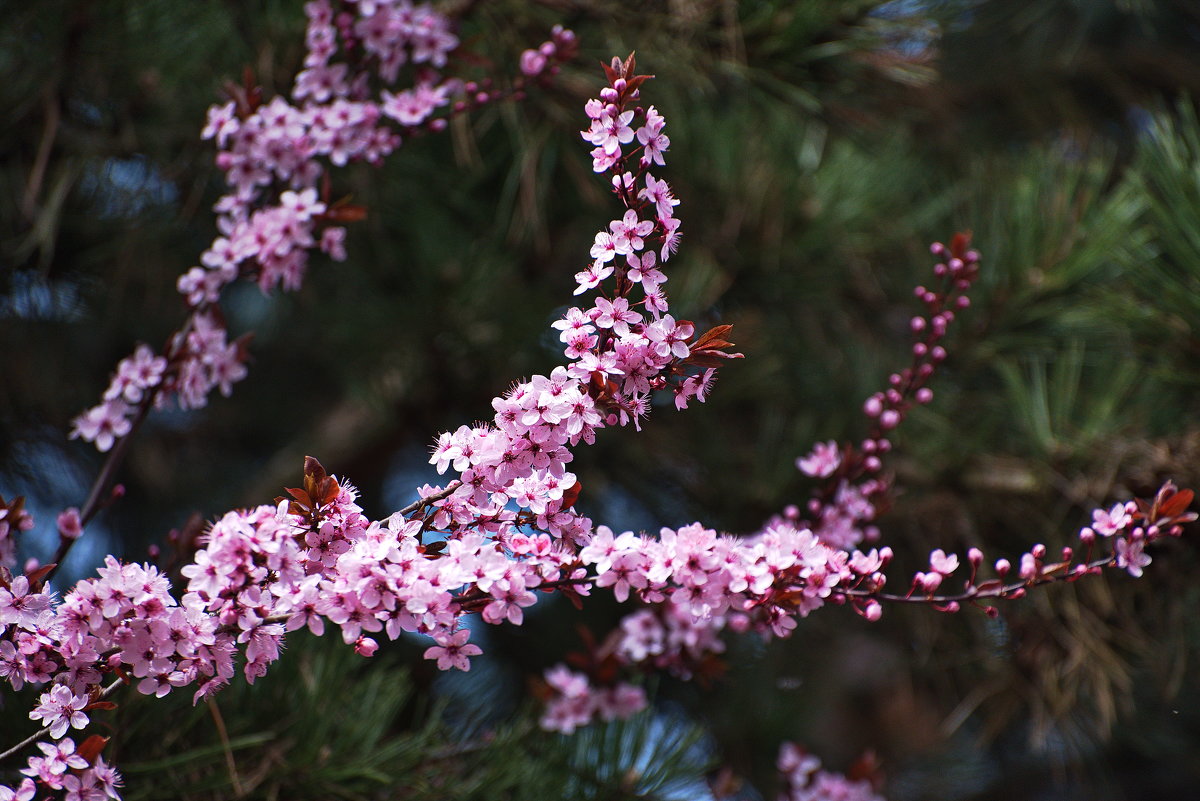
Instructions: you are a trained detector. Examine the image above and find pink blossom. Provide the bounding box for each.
[929,549,959,576]
[57,507,84,541]
[1092,502,1132,537]
[423,628,482,671]
[1115,536,1152,577]
[70,400,132,452]
[29,685,90,739]
[798,440,841,478]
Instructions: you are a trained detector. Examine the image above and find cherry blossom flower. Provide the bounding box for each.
[423,628,482,671]
[29,685,90,739]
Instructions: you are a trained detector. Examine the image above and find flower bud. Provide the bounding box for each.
[864,600,882,622]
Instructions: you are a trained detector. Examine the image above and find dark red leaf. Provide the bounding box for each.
[76,735,110,763]
[25,563,57,589]
[304,456,327,481]
[560,480,582,509]
[1158,488,1194,519]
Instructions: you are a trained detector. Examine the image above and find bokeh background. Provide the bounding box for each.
[3,1,1200,799]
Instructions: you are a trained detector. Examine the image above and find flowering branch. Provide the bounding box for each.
[0,7,1193,800]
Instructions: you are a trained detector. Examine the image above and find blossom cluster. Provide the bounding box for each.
[538,665,647,735]
[2,738,121,801]
[420,54,731,567]
[777,742,885,801]
[69,0,573,453]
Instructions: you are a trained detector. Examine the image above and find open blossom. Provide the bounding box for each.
[29,685,90,739]
[70,400,132,453]
[1092,502,1132,536]
[797,441,841,478]
[1115,536,1152,577]
[636,105,669,166]
[423,628,482,671]
[928,549,959,576]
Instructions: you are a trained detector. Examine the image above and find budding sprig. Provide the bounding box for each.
[782,234,982,553]
[837,482,1196,616]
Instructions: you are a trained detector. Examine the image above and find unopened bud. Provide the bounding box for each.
[864,600,882,622]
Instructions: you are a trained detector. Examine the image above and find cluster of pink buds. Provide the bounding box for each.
[841,482,1196,616]
[519,25,578,79]
[780,233,983,553]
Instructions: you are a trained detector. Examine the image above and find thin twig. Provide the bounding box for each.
[207,697,246,797]
[0,679,123,763]
[398,481,462,516]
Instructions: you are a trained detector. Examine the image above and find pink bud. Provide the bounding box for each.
[864,600,882,622]
[863,396,883,417]
[968,547,983,566]
[995,558,1011,577]
[915,388,933,404]
[910,316,926,332]
[56,507,83,540]
[355,637,379,657]
[880,410,901,430]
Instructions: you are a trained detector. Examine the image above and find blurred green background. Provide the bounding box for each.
[3,1,1200,799]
